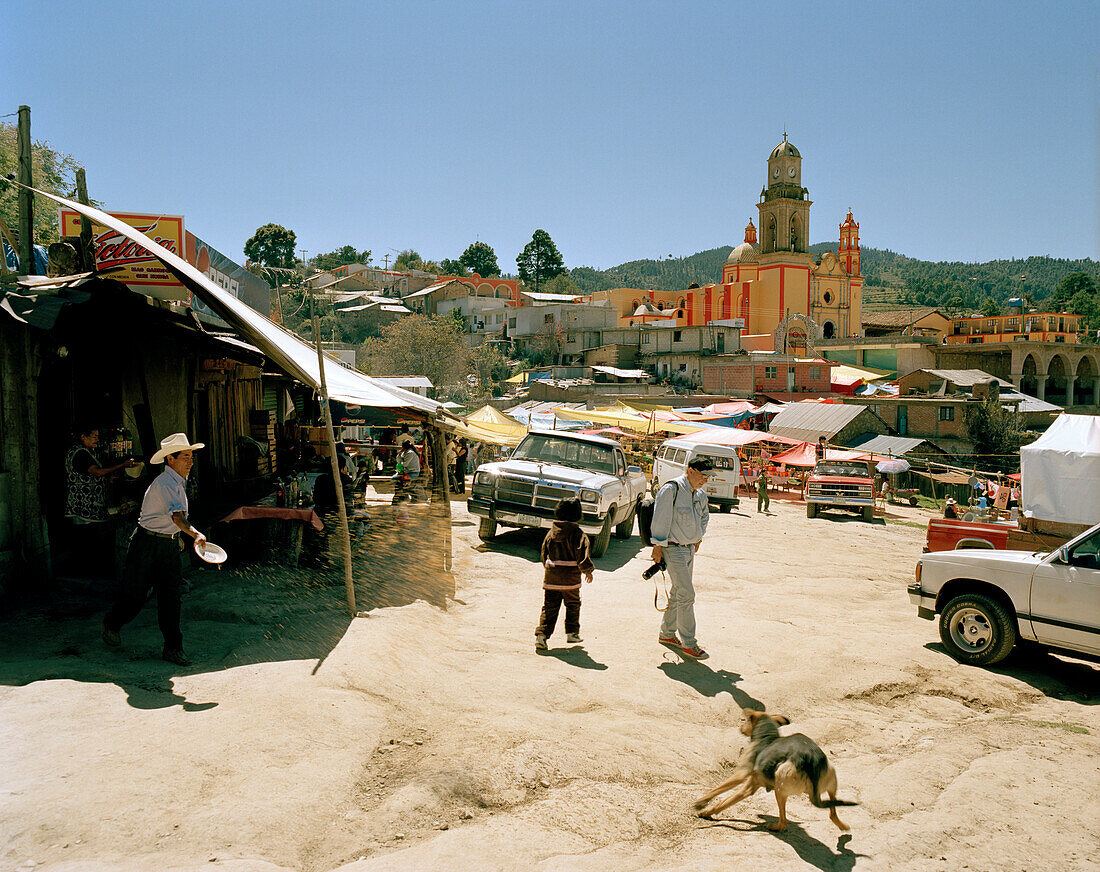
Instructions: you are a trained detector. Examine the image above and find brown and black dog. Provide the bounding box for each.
[694,709,857,831]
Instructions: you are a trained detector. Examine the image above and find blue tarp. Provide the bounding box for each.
[3,241,49,274]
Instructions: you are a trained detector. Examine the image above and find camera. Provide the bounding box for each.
[641,558,666,580]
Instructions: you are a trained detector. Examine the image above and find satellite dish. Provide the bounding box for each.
[968,475,982,489]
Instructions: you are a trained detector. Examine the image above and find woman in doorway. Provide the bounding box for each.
[64,425,135,575]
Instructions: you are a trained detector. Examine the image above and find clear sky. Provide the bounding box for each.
[4,0,1098,273]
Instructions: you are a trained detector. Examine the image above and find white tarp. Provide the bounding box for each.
[26,185,448,419]
[1021,413,1100,525]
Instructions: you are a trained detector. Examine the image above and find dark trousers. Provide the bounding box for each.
[455,461,466,494]
[104,529,184,649]
[537,588,581,637]
[757,488,770,512]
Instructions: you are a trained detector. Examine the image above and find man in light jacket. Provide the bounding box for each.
[650,456,714,659]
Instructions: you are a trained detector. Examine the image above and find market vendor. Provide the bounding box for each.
[65,425,137,574]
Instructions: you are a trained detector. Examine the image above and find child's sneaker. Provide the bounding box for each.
[535,634,548,651]
[566,633,582,643]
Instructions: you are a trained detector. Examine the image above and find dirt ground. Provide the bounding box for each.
[2,488,1098,872]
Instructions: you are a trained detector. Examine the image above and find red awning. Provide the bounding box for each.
[769,442,870,467]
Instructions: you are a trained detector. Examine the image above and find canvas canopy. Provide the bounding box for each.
[666,428,798,449]
[769,442,868,467]
[1020,413,1100,525]
[21,186,452,421]
[452,405,529,446]
[550,404,707,436]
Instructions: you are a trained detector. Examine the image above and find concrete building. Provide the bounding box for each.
[946,311,1081,345]
[701,355,837,399]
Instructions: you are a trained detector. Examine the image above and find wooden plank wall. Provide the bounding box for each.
[197,363,263,485]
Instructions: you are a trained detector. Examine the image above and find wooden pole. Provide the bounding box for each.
[16,106,34,275]
[311,290,356,616]
[75,168,95,272]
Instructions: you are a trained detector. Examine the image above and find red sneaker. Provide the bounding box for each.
[680,645,709,660]
[659,636,680,648]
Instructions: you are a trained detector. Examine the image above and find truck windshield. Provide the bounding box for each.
[512,434,615,473]
[813,462,871,478]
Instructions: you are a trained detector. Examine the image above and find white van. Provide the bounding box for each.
[651,437,741,512]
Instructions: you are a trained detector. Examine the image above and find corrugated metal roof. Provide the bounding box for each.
[1000,390,1062,414]
[923,369,1005,387]
[846,433,931,455]
[861,307,943,328]
[591,365,650,379]
[767,401,869,441]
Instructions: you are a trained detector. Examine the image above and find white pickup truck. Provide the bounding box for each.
[467,430,647,557]
[910,522,1100,665]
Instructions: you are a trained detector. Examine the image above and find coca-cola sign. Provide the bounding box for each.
[59,210,187,300]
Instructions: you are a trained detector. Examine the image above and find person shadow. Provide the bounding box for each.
[539,644,608,670]
[657,657,765,709]
[700,819,868,872]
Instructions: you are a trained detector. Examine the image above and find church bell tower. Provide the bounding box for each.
[757,133,812,255]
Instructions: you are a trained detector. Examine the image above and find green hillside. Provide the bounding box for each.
[569,243,1100,314]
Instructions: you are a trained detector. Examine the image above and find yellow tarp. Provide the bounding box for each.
[452,404,528,446]
[831,363,896,383]
[550,404,708,436]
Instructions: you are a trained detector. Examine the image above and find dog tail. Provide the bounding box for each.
[809,772,859,808]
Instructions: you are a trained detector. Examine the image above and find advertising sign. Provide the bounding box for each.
[186,232,272,320]
[58,209,188,301]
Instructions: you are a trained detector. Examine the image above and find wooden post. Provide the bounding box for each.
[16,106,34,275]
[75,168,95,272]
[310,291,356,616]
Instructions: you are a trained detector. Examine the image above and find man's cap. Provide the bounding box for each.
[688,457,715,473]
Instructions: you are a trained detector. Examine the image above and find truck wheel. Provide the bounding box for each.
[591,514,613,558]
[938,593,1017,666]
[477,518,497,542]
[862,505,874,523]
[807,503,818,519]
[615,504,635,539]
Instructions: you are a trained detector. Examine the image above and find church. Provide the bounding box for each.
[591,137,863,350]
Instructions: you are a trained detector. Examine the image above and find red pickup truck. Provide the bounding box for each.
[924,516,1083,553]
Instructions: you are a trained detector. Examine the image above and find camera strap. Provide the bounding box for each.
[653,571,669,612]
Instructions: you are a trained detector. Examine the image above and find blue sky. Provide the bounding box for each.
[4,0,1097,273]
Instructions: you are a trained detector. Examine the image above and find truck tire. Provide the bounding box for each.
[615,503,635,539]
[477,518,497,542]
[807,503,818,519]
[591,514,613,558]
[862,505,874,523]
[938,593,1017,666]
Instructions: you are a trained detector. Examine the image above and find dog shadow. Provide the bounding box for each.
[539,645,608,671]
[658,659,764,709]
[700,818,868,871]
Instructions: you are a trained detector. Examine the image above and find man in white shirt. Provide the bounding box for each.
[103,433,206,666]
[650,456,714,659]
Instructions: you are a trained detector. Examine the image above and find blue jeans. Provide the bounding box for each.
[659,544,697,648]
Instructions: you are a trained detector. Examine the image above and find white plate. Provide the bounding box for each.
[194,541,228,564]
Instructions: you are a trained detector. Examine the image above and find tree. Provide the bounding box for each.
[522,322,566,366]
[363,314,467,390]
[1051,271,1097,311]
[468,343,511,395]
[459,241,500,277]
[394,249,440,273]
[244,224,298,271]
[439,258,468,276]
[538,273,583,296]
[516,229,566,291]
[312,245,371,271]
[979,297,1001,317]
[0,122,88,245]
[965,394,1023,474]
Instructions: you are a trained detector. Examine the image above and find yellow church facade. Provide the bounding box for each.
[591,138,863,348]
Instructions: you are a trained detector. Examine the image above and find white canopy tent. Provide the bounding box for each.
[1021,414,1100,526]
[21,186,454,422]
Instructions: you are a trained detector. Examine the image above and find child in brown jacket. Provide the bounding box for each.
[536,498,594,650]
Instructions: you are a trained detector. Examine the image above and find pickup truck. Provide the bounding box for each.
[925,517,1075,553]
[910,522,1100,665]
[805,459,876,522]
[467,430,647,557]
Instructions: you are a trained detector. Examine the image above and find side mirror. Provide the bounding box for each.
[1057,546,1071,565]
[627,465,642,474]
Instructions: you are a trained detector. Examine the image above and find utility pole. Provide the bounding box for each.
[75,168,95,272]
[16,106,34,274]
[310,288,357,616]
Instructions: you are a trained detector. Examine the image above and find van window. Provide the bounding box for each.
[705,454,736,470]
[673,449,688,464]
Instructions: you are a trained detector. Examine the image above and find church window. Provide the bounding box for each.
[673,330,682,342]
[678,298,686,308]
[823,321,836,339]
[677,309,684,318]
[657,302,664,310]
[823,291,833,305]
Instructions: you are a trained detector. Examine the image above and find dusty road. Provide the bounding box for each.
[2,493,1097,872]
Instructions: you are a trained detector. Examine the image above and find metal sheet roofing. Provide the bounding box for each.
[846,433,931,456]
[767,401,870,441]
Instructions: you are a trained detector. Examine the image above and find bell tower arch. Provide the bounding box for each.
[758,133,812,254]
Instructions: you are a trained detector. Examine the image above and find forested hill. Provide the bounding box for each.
[569,244,1100,312]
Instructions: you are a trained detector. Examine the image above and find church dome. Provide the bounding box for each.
[632,303,660,316]
[726,241,759,264]
[769,139,801,159]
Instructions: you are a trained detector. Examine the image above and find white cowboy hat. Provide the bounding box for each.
[150,433,205,464]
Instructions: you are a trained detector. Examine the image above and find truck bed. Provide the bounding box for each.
[924,517,1077,553]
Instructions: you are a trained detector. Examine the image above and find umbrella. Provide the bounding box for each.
[876,458,910,474]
